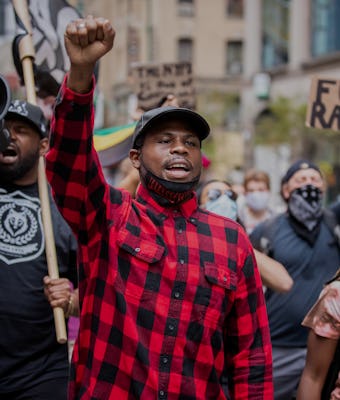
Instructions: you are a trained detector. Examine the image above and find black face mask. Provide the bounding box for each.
[141,166,200,207]
[288,184,323,231]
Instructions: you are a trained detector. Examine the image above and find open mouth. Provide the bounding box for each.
[2,148,17,157]
[0,146,18,163]
[166,163,190,172]
[165,160,191,179]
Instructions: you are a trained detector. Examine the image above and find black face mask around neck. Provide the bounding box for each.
[141,167,200,207]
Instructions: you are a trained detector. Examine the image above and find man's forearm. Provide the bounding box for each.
[67,64,94,94]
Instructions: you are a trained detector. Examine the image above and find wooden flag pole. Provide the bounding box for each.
[12,0,67,344]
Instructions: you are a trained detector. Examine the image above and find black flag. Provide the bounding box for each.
[12,0,98,97]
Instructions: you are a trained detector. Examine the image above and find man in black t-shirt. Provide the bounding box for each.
[0,100,78,399]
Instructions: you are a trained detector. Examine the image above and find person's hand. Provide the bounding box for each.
[64,15,115,93]
[65,15,114,68]
[43,276,74,316]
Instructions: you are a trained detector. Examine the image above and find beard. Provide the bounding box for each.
[0,149,40,185]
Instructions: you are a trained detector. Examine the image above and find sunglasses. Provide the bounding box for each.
[207,188,237,202]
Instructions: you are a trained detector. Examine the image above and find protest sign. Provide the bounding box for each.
[306,76,340,131]
[129,62,195,110]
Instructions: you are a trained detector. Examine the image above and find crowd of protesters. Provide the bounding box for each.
[0,13,339,400]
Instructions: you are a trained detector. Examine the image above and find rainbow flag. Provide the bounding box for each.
[94,123,136,167]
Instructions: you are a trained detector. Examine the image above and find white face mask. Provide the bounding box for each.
[205,194,238,221]
[245,191,270,212]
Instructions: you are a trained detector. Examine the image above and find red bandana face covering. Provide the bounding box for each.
[142,168,200,207]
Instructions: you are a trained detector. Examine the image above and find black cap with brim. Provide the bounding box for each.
[5,100,48,138]
[132,106,210,149]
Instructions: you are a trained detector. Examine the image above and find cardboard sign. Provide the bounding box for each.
[306,77,340,131]
[129,62,195,110]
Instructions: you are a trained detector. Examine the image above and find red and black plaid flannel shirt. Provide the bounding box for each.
[46,77,273,399]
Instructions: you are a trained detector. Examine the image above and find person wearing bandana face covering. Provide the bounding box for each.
[250,160,340,400]
[45,16,273,400]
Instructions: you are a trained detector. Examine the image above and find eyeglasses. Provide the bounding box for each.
[207,188,237,202]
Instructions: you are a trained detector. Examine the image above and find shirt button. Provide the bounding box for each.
[168,324,175,331]
[178,228,183,233]
[162,356,169,364]
[174,292,180,299]
[134,247,140,253]
[179,259,184,264]
[159,390,165,398]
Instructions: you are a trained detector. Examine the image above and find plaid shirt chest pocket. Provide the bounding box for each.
[117,228,165,262]
[115,225,166,300]
[204,262,237,290]
[198,262,238,327]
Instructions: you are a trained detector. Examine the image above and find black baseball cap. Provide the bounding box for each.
[281,159,322,185]
[5,100,48,138]
[132,106,210,149]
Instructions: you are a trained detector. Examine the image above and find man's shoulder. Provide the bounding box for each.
[197,209,253,251]
[250,213,285,238]
[249,213,287,254]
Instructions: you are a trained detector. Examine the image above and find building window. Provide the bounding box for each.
[262,0,290,69]
[227,0,243,18]
[0,0,15,38]
[224,95,241,130]
[311,0,340,57]
[127,27,139,65]
[178,38,193,63]
[178,0,194,17]
[226,40,243,75]
[0,0,7,35]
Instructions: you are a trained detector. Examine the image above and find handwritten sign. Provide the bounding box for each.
[129,62,195,110]
[306,77,340,131]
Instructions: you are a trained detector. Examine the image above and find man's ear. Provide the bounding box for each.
[281,183,290,201]
[129,148,141,169]
[39,137,49,156]
[320,179,326,193]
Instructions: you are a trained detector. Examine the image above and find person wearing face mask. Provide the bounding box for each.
[238,169,274,234]
[250,160,340,400]
[198,179,239,221]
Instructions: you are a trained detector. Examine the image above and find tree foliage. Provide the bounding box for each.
[254,96,340,159]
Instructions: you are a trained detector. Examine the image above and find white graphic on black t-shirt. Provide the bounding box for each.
[0,189,44,264]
